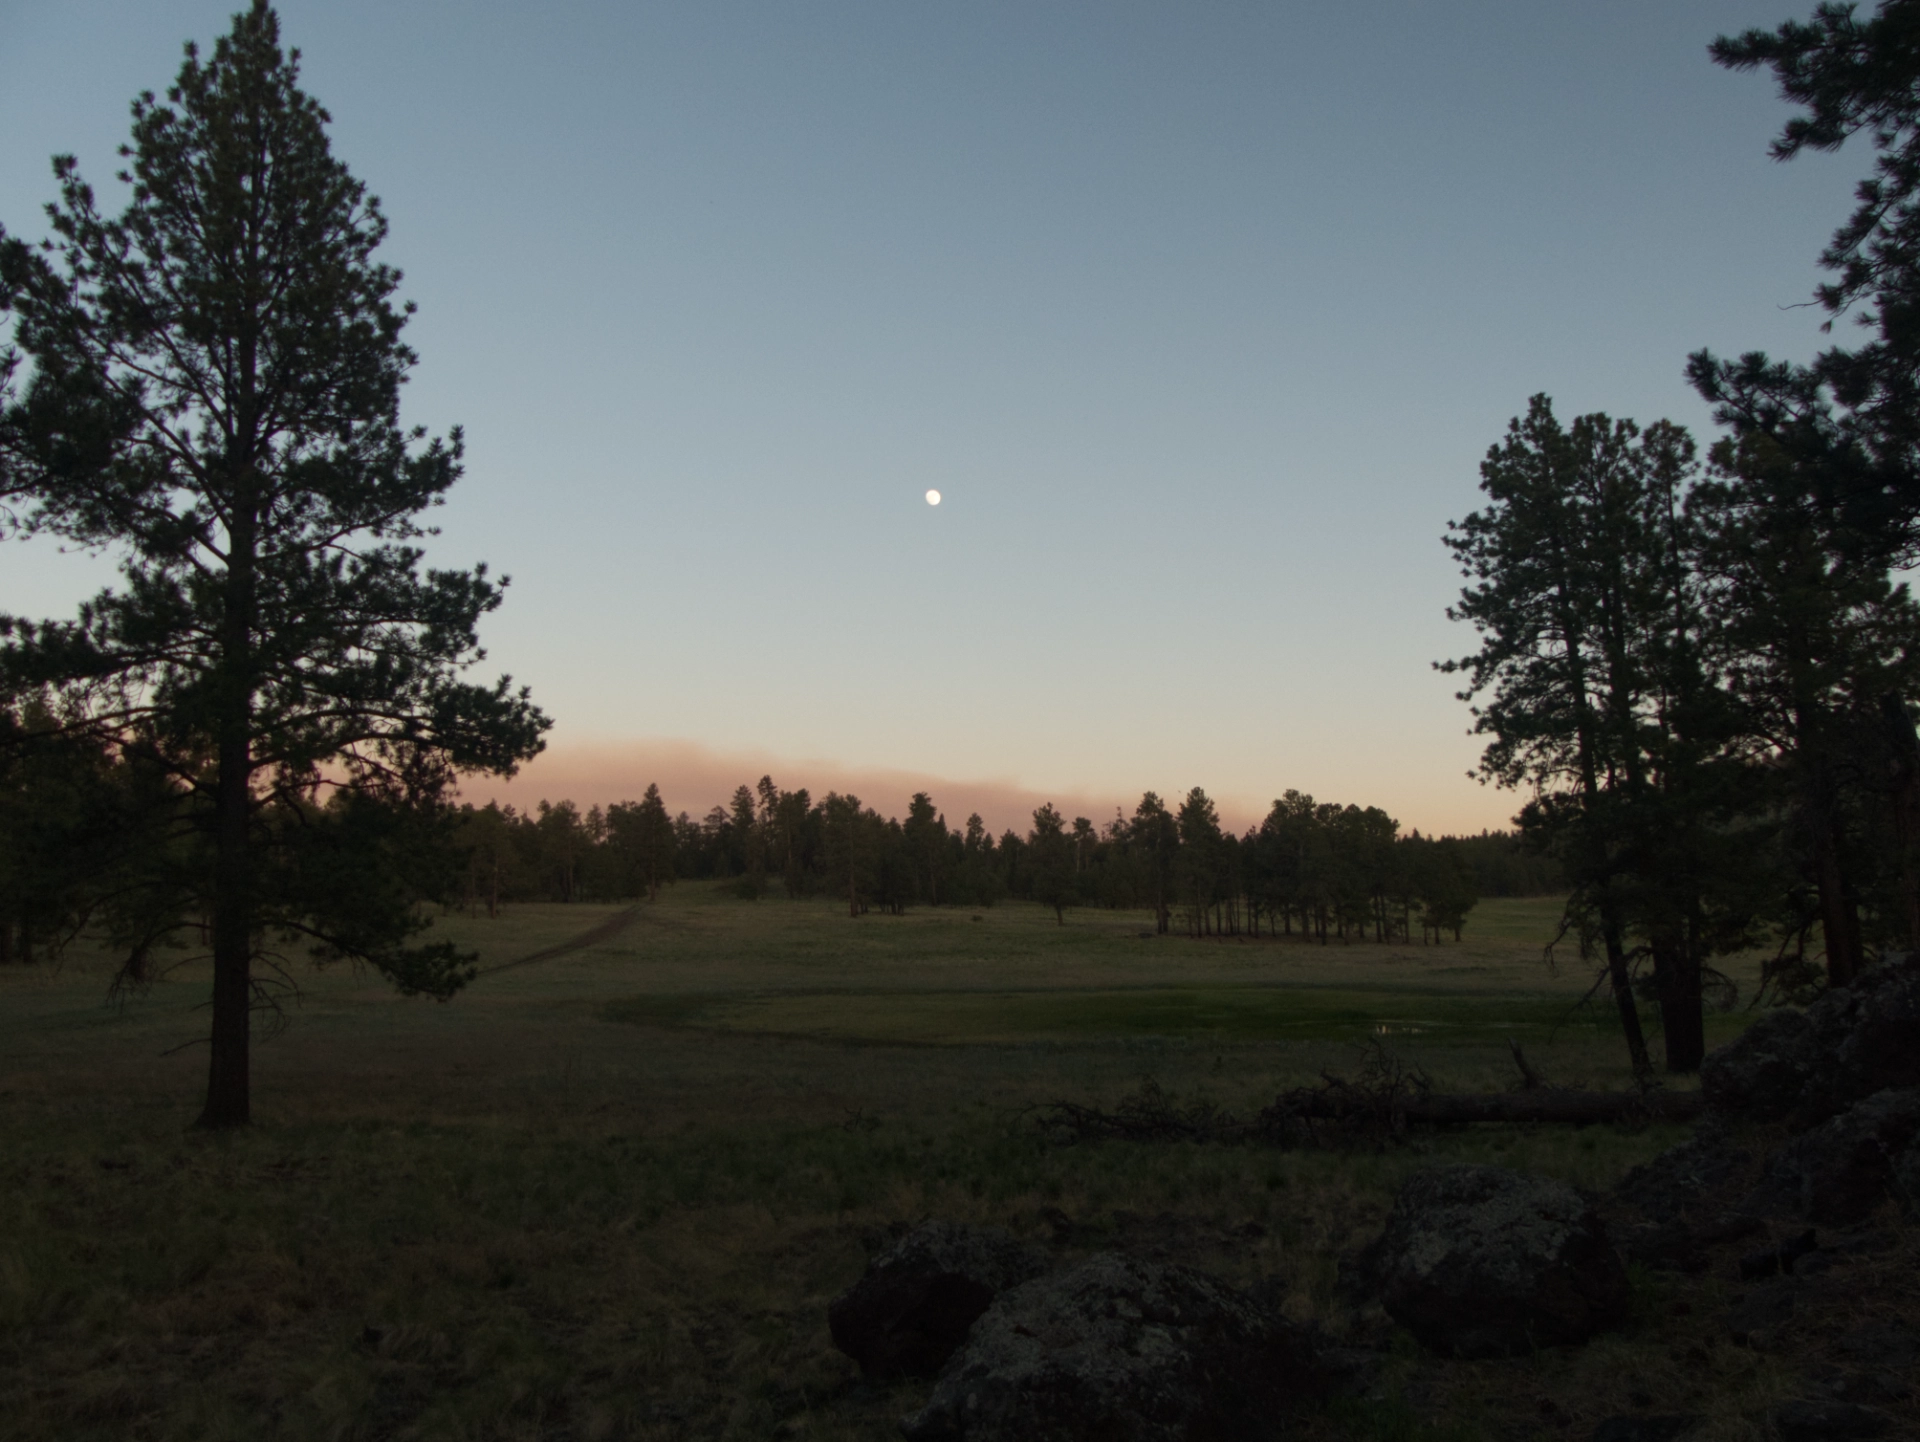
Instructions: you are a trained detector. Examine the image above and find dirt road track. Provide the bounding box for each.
[481,904,644,975]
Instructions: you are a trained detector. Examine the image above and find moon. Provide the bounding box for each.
[925,489,942,506]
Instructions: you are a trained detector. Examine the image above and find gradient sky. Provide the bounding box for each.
[0,1,1864,835]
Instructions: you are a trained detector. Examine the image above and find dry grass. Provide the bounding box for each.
[1,888,1888,1441]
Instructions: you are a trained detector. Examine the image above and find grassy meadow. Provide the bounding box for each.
[0,890,1795,1441]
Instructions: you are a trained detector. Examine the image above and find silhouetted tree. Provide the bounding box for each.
[1692,426,1920,982]
[1133,792,1178,934]
[1702,2,1920,545]
[1174,788,1225,937]
[0,3,546,1127]
[606,784,675,900]
[1026,803,1076,924]
[903,791,947,905]
[1442,397,1675,1077]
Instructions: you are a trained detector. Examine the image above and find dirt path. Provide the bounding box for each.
[482,903,645,975]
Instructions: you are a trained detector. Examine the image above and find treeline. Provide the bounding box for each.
[447,782,1511,944]
[1,687,1544,963]
[1442,832,1565,898]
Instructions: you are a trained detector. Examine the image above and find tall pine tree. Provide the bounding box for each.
[0,3,547,1127]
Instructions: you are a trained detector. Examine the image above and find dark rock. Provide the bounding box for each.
[1691,1211,1766,1246]
[1701,953,1920,1126]
[1815,1366,1914,1406]
[1771,1399,1894,1441]
[1619,1207,1764,1273]
[1745,1088,1920,1225]
[1336,1232,1387,1300]
[1312,1344,1386,1399]
[1737,1228,1818,1280]
[1589,1417,1702,1442]
[1701,1007,1825,1121]
[1371,1165,1629,1358]
[1836,1323,1919,1373]
[1894,1138,1920,1215]
[1831,954,1920,1110]
[899,1252,1332,1441]
[1722,1277,1796,1349]
[1610,1125,1755,1227]
[1617,1222,1707,1274]
[828,1222,1049,1379]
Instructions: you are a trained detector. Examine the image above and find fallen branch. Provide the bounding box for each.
[1266,1088,1703,1128]
[1032,1078,1241,1144]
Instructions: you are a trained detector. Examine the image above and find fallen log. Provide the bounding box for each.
[1273,1089,1703,1126]
[1035,1050,1705,1150]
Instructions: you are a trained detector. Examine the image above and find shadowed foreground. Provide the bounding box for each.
[0,891,1830,1440]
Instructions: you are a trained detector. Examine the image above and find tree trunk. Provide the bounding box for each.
[1652,930,1705,1073]
[1794,681,1862,987]
[199,716,254,1129]
[1883,693,1920,951]
[1811,809,1863,986]
[1600,902,1655,1082]
[198,468,256,1131]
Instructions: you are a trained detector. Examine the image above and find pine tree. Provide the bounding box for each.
[0,3,547,1127]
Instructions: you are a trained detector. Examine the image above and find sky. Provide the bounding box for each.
[0,1,1865,836]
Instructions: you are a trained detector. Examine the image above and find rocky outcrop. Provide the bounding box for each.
[1604,1125,1764,1273]
[900,1253,1333,1441]
[1771,1399,1895,1441]
[1895,1141,1920,1215]
[1588,1418,1702,1442]
[1701,953,1920,1127]
[1610,1123,1756,1228]
[1699,1006,1826,1121]
[1745,1088,1920,1225]
[828,1222,1048,1379]
[1371,1165,1629,1358]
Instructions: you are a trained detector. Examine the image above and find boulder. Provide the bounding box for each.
[1700,1006,1826,1122]
[1608,1131,1762,1275]
[1609,1123,1755,1228]
[1588,1418,1702,1442]
[1736,1228,1818,1280]
[1771,1399,1895,1441]
[1744,1088,1920,1225]
[1895,1142,1920,1215]
[1826,955,1920,1114]
[900,1253,1332,1441]
[828,1222,1049,1379]
[1722,1277,1797,1349]
[1701,953,1920,1126]
[1836,1322,1919,1375]
[1372,1165,1629,1358]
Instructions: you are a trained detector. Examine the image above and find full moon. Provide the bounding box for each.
[925,489,941,506]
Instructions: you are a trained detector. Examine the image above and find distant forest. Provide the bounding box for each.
[0,695,1558,962]
[451,781,1563,941]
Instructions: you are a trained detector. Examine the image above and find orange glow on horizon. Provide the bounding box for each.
[457,735,1521,839]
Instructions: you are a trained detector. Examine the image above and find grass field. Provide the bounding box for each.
[0,890,1798,1440]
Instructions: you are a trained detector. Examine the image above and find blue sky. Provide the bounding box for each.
[0,1,1862,832]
